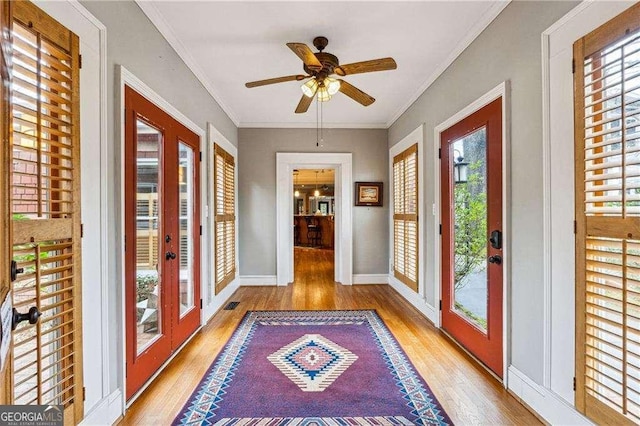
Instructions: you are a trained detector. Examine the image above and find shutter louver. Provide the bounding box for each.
[214,144,235,293]
[10,1,83,420]
[393,144,418,291]
[575,4,640,423]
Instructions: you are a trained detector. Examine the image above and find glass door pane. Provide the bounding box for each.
[135,119,162,353]
[178,142,194,317]
[452,127,488,331]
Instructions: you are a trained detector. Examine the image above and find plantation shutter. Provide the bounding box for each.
[10,1,83,422]
[574,3,640,424]
[0,0,11,405]
[214,144,235,293]
[393,144,418,291]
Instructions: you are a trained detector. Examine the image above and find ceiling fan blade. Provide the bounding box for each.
[335,57,397,76]
[245,75,307,88]
[338,80,375,106]
[287,42,323,71]
[295,94,314,114]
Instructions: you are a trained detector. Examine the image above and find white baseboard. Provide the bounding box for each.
[388,274,438,324]
[352,274,389,284]
[203,277,240,323]
[239,275,277,286]
[81,388,123,426]
[507,366,592,425]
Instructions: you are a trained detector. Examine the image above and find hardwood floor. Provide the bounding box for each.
[118,247,541,425]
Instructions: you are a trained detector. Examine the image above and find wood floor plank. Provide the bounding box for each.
[118,247,541,425]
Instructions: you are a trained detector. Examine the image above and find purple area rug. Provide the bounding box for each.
[174,310,453,425]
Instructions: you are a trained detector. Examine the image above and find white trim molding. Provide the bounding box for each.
[276,153,353,286]
[117,65,207,406]
[239,275,278,286]
[389,275,438,324]
[385,1,510,127]
[204,123,239,322]
[433,81,511,384]
[388,125,431,321]
[508,366,591,425]
[136,0,508,130]
[34,0,112,418]
[239,122,388,130]
[80,389,122,426]
[134,0,240,126]
[353,274,389,285]
[540,0,634,412]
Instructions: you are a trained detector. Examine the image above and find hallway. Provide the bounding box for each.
[119,248,540,425]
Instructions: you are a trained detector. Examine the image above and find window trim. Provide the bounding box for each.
[388,125,426,315]
[573,4,640,422]
[393,143,419,291]
[213,142,236,294]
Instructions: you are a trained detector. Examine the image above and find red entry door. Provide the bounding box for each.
[124,86,201,399]
[440,98,503,378]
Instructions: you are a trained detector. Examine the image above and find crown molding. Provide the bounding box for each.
[135,0,241,127]
[239,121,388,129]
[385,0,511,128]
[137,0,509,130]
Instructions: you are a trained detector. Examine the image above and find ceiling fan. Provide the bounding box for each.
[245,36,397,114]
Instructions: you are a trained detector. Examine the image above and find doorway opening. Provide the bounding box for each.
[124,86,201,400]
[276,153,352,286]
[293,169,336,283]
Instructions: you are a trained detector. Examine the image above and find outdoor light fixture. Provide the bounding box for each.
[453,149,469,184]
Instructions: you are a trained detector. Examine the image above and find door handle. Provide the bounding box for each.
[488,255,502,265]
[12,306,41,330]
[165,251,177,260]
[10,260,24,282]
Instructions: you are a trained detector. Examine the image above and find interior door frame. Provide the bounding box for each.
[433,81,511,385]
[276,152,353,286]
[117,65,206,405]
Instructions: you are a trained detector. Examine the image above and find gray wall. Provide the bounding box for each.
[80,0,238,393]
[388,1,578,384]
[239,128,388,276]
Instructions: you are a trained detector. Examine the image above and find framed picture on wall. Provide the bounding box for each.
[355,182,383,206]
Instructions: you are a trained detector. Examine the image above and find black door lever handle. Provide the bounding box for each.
[10,260,24,282]
[165,251,177,260]
[488,255,502,265]
[12,306,41,330]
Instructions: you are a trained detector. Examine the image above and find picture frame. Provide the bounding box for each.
[355,182,383,207]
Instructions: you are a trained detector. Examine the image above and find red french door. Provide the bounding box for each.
[124,86,201,399]
[441,98,503,378]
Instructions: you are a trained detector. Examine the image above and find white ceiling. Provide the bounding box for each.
[137,1,508,129]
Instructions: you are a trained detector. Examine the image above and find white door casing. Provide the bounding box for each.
[276,153,352,285]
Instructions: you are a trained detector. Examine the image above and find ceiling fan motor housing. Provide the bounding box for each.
[304,52,339,77]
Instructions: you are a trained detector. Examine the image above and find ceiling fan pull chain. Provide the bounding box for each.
[320,101,324,146]
[316,96,320,147]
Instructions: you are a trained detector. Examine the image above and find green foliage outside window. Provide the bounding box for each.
[454,160,487,290]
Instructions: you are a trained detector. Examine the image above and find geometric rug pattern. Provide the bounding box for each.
[268,334,358,392]
[173,310,453,425]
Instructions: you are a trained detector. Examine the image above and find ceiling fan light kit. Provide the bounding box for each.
[301,78,318,97]
[245,36,397,113]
